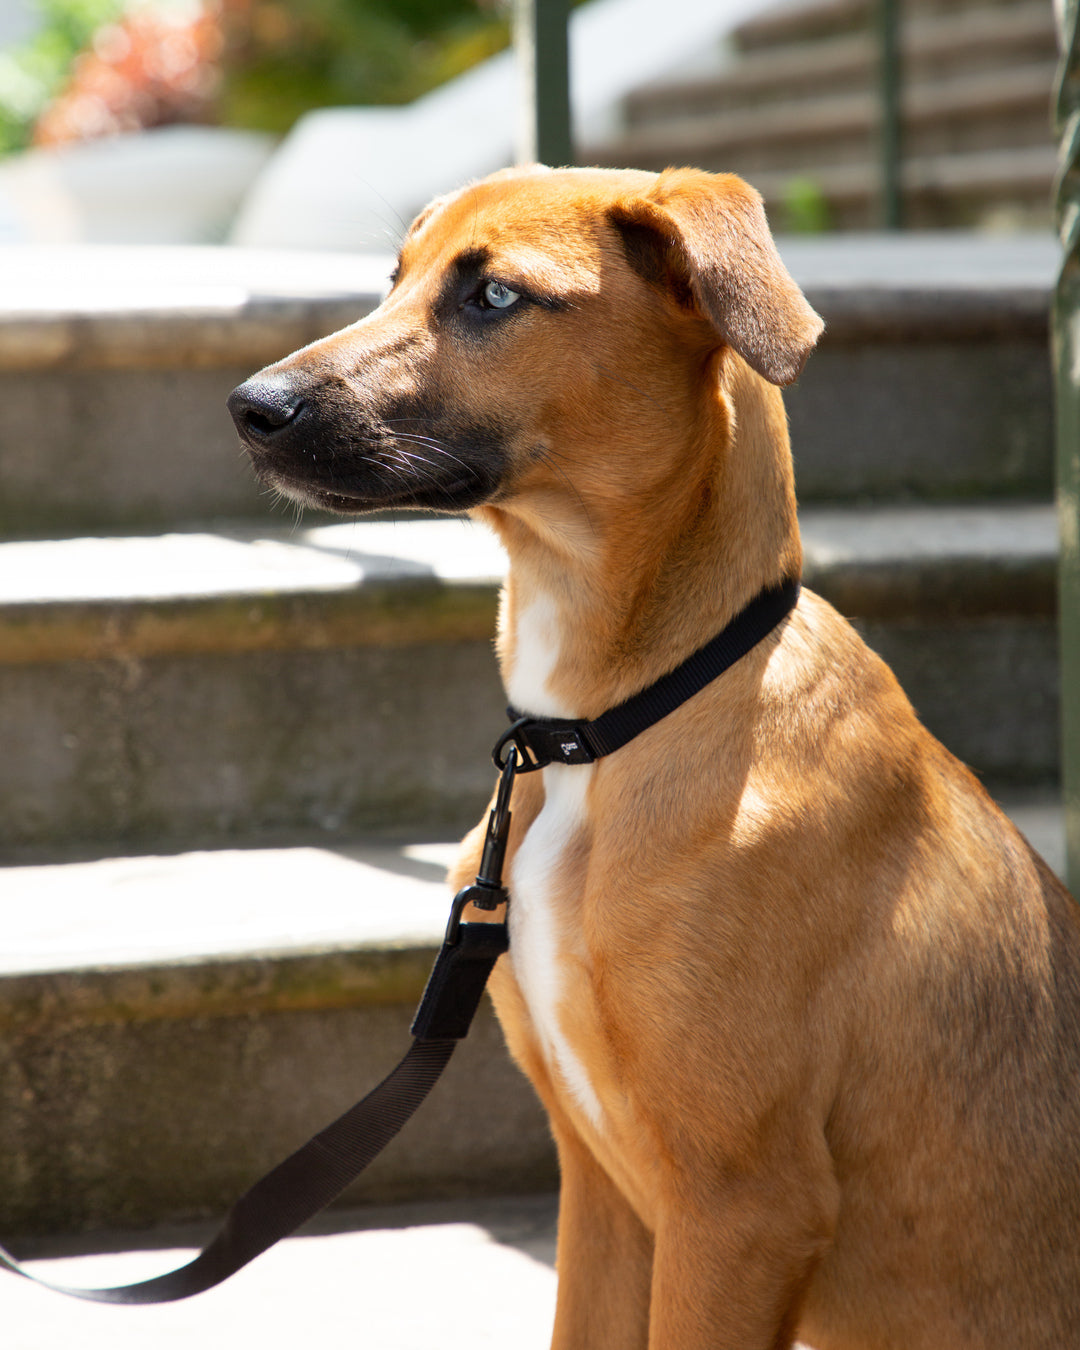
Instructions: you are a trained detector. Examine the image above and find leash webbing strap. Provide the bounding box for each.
[0,758,516,1306]
[0,1036,458,1304]
[495,576,801,772]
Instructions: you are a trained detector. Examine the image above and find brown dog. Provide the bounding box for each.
[229,165,1080,1349]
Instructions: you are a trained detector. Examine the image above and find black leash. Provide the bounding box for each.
[0,1039,462,1304]
[0,756,518,1304]
[0,574,799,1304]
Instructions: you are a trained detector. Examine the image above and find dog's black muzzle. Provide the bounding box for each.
[227,372,307,450]
[227,371,508,515]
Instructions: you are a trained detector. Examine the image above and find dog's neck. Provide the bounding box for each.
[476,355,802,721]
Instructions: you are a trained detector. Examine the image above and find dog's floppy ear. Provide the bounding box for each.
[609,168,824,387]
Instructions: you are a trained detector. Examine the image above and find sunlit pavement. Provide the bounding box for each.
[1,1196,558,1350]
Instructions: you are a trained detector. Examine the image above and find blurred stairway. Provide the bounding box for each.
[0,223,1064,1240]
[588,0,1060,231]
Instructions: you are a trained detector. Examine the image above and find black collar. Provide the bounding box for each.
[492,576,801,772]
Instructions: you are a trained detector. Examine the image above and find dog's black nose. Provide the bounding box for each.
[227,375,304,446]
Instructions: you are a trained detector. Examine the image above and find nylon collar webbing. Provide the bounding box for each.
[493,575,801,773]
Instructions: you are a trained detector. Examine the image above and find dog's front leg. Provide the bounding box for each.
[549,1124,653,1350]
[646,1176,835,1350]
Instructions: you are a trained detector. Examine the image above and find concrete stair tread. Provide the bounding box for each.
[2,243,389,371]
[900,144,1061,193]
[743,146,1060,213]
[0,834,560,1233]
[733,0,869,51]
[0,502,1056,632]
[800,503,1057,628]
[0,233,1054,537]
[0,518,507,665]
[732,0,1051,52]
[0,243,390,534]
[595,143,1058,216]
[609,89,881,157]
[0,793,1065,985]
[0,519,508,606]
[0,838,458,978]
[777,229,1056,289]
[626,3,1055,122]
[800,501,1057,568]
[602,65,1056,167]
[599,0,1058,228]
[904,59,1058,122]
[626,32,877,122]
[3,243,389,306]
[3,234,1053,330]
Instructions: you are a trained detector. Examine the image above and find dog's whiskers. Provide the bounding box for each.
[391,436,479,480]
[381,423,478,473]
[386,448,473,512]
[386,448,443,488]
[357,453,415,496]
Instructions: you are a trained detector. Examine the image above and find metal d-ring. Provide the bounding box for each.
[492,716,537,772]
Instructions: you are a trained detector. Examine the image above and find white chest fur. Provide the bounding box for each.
[509,764,603,1130]
[505,592,605,1131]
[505,590,564,718]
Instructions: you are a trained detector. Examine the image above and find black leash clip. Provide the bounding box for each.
[443,745,516,945]
[412,749,517,1041]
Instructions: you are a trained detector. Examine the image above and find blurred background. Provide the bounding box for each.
[0,0,1063,244]
[0,0,1077,1317]
[0,0,517,244]
[0,0,511,150]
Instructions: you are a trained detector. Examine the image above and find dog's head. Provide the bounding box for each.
[228,166,822,518]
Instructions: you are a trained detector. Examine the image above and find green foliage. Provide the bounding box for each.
[220,0,511,135]
[779,174,833,235]
[0,0,511,152]
[0,0,124,154]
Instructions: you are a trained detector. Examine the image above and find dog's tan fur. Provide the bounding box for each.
[230,165,1080,1349]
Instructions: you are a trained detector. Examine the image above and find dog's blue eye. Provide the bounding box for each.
[482,280,520,310]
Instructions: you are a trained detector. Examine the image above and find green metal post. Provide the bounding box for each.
[1054,0,1080,893]
[513,0,572,167]
[877,0,904,229]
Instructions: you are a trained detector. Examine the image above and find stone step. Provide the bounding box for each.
[597,0,1058,230]
[756,144,1059,231]
[800,503,1061,786]
[0,236,1056,538]
[0,789,1064,1239]
[609,63,1056,171]
[0,520,508,859]
[732,0,871,51]
[0,245,387,537]
[594,70,1056,231]
[0,837,558,1238]
[730,0,1016,54]
[624,2,1057,126]
[777,231,1055,497]
[0,502,1061,860]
